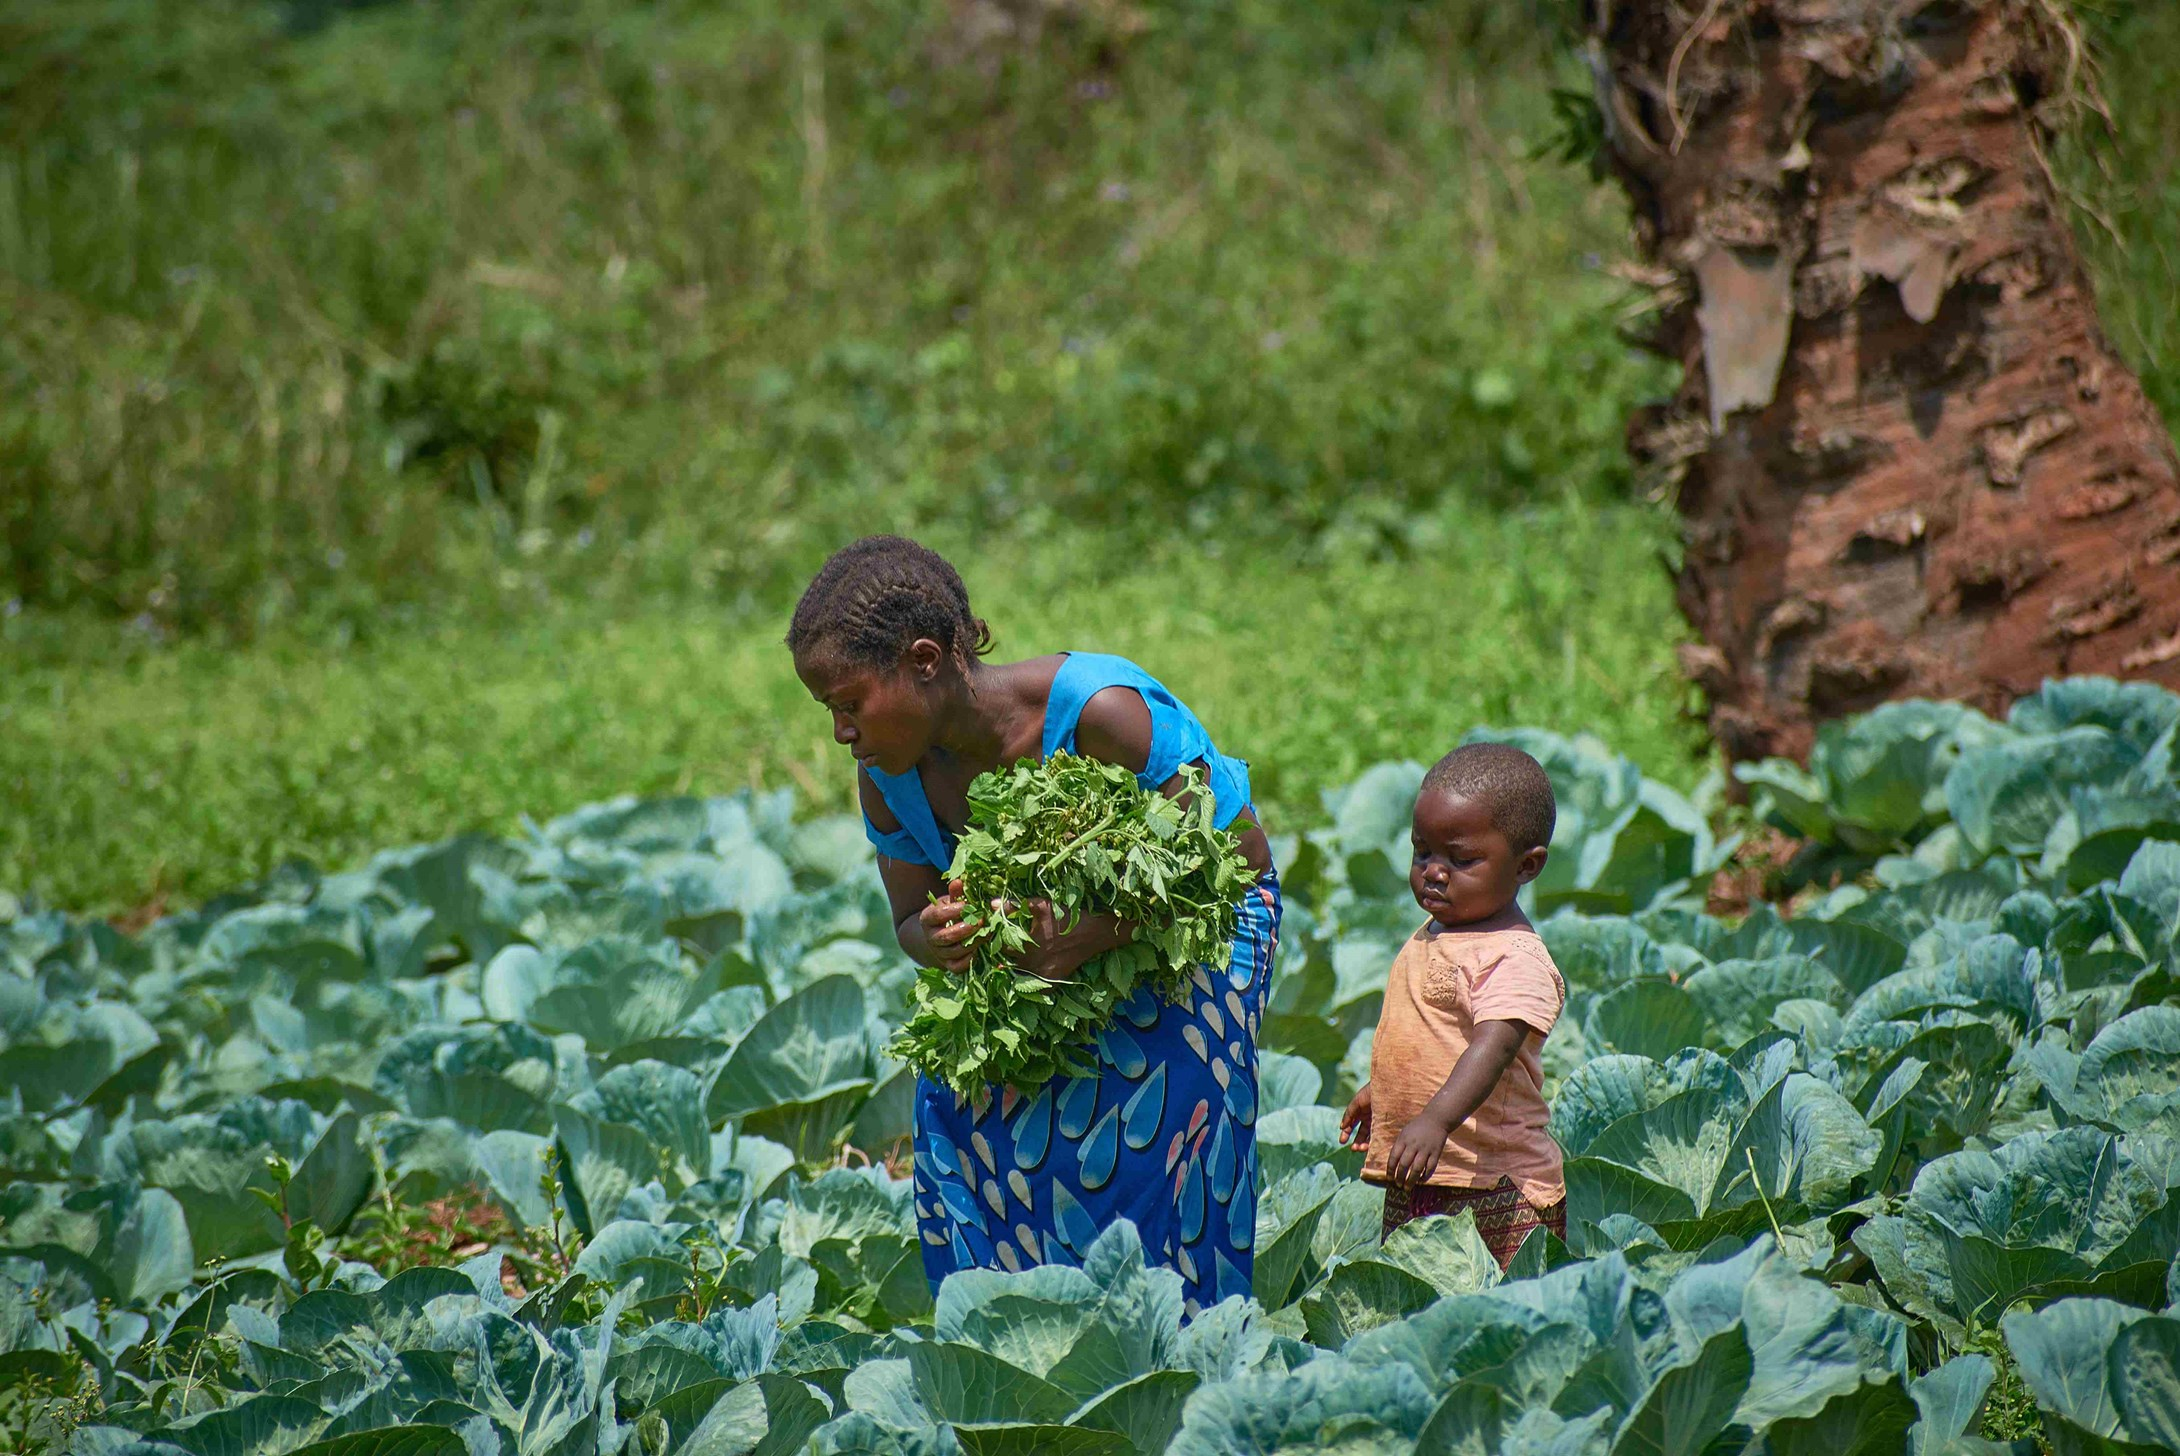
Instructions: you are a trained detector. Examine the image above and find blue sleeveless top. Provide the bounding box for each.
[860,652,1253,868]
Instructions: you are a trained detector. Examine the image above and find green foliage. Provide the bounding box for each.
[2060,0,2180,439]
[895,756,1254,1093]
[1737,678,2180,894]
[0,0,1663,637]
[8,678,2180,1454]
[1969,1327,2050,1449]
[1853,1128,2180,1341]
[4,0,2172,644]
[0,1346,100,1456]
[2002,1298,2180,1454]
[0,507,1697,915]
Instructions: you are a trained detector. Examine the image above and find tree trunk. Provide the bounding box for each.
[1586,0,2180,763]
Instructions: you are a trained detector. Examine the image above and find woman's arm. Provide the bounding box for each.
[1379,1020,1531,1186]
[861,771,976,972]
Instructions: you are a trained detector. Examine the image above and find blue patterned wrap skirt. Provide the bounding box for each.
[909,870,1283,1314]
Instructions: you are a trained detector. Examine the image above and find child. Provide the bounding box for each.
[1339,742,1568,1267]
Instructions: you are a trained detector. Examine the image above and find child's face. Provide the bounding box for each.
[1409,789,1548,927]
[794,640,945,777]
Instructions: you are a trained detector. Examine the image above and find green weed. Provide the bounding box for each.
[0,1352,100,1456]
[2056,1,2180,432]
[1970,1323,2053,1454]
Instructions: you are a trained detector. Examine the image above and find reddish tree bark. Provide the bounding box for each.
[1586,0,2180,762]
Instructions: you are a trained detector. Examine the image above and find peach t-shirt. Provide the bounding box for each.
[1361,908,1567,1206]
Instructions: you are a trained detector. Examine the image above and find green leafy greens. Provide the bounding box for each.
[892,754,1256,1094]
[19,679,2180,1455]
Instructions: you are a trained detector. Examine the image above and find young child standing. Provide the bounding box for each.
[1339,742,1568,1267]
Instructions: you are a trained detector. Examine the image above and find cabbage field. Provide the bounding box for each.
[6,677,2180,1455]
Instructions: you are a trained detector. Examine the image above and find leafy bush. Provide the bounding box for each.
[0,0,1665,634]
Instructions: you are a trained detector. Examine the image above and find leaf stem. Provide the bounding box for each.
[1746,1147,1786,1248]
[1044,806,1121,874]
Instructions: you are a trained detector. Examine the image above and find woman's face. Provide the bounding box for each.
[795,640,943,777]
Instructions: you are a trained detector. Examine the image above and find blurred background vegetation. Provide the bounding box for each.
[2,0,2172,912]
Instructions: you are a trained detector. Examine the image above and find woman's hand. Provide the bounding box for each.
[1382,1112,1450,1186]
[995,897,1125,982]
[1339,1083,1373,1152]
[917,879,978,973]
[1015,898,1075,981]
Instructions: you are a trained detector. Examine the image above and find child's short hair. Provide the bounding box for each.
[1422,743,1556,854]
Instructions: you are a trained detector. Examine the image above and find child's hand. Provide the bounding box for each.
[1383,1113,1449,1186]
[1339,1084,1372,1151]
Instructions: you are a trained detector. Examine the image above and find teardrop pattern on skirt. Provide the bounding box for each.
[1100,1025,1148,1079]
[1121,1063,1168,1150]
[1012,1087,1052,1171]
[1050,1184,1100,1260]
[1057,1073,1099,1140]
[1209,1115,1236,1201]
[910,874,1281,1315]
[1223,1062,1257,1126]
[1079,1106,1120,1191]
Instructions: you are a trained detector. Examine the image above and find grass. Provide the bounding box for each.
[2058,0,2180,432]
[3,0,2173,913]
[1,0,1695,912]
[0,0,1651,637]
[0,502,1699,914]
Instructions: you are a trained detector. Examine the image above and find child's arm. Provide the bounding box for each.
[1380,1020,1531,1186]
[1339,1083,1372,1151]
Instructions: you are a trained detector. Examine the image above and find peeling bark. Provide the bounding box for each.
[1589,0,2180,761]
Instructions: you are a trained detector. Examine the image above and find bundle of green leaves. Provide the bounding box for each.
[892,753,1256,1094]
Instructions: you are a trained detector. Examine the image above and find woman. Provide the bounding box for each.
[786,536,1279,1313]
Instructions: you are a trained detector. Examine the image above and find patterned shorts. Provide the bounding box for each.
[1379,1176,1567,1270]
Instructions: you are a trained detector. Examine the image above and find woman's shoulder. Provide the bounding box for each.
[1073,681,1156,775]
[857,768,905,832]
[1045,651,1237,792]
[1052,651,1174,694]
[1045,653,1153,740]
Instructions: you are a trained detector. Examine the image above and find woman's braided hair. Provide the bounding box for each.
[786,535,993,670]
